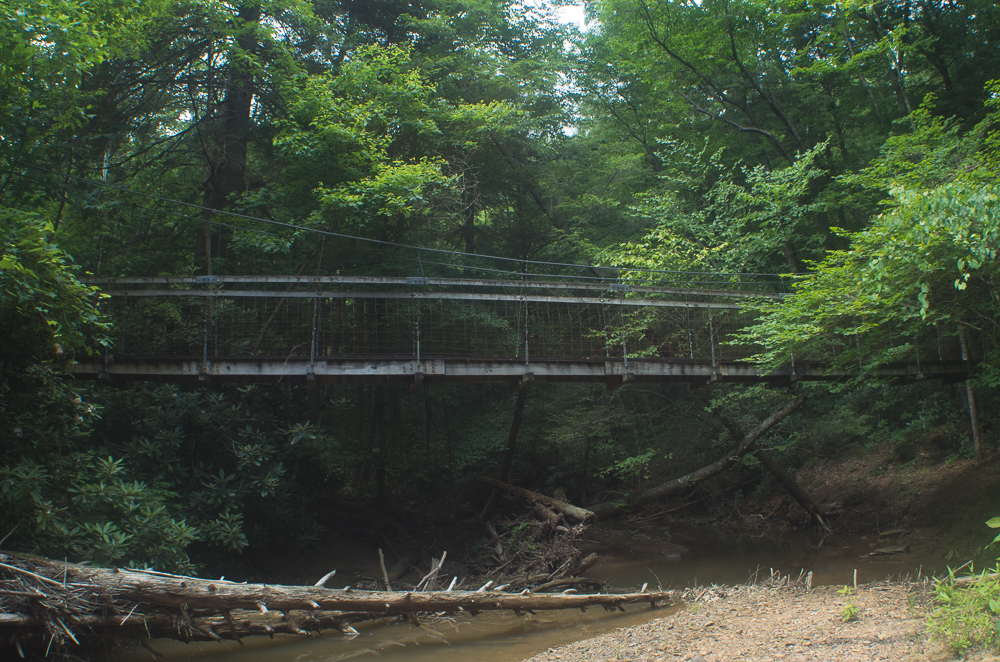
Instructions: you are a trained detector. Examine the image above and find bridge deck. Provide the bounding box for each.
[70,356,972,386]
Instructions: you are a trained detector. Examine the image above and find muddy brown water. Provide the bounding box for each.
[114,523,952,662]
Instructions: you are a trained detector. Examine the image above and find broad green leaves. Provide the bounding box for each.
[0,211,107,360]
[601,140,830,277]
[277,44,516,239]
[988,516,1000,546]
[737,92,1000,383]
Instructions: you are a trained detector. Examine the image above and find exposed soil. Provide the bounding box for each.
[798,447,1000,535]
[520,451,1000,662]
[524,580,997,662]
[721,447,1000,557]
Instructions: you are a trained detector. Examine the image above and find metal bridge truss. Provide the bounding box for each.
[69,276,975,387]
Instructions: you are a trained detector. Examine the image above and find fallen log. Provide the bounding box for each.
[479,476,595,522]
[533,502,563,527]
[867,544,910,557]
[0,553,671,652]
[692,391,829,529]
[753,446,831,531]
[589,395,806,519]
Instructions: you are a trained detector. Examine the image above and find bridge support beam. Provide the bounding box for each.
[68,357,974,386]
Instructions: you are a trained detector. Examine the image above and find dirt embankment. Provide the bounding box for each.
[523,452,1000,662]
[795,448,1000,554]
[524,580,996,662]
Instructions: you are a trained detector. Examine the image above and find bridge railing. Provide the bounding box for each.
[88,276,775,365]
[87,275,984,374]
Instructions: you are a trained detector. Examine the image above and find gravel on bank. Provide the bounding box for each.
[523,580,998,662]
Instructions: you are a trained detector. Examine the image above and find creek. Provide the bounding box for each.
[114,522,950,662]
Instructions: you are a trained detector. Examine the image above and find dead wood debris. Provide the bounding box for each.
[472,501,602,595]
[0,552,671,660]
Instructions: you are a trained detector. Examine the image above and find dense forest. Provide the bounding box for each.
[2,0,999,576]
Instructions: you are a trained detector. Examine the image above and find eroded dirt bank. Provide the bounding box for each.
[519,452,1000,662]
[524,581,994,662]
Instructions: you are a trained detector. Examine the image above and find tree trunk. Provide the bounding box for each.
[589,395,806,519]
[479,477,595,523]
[0,554,671,650]
[753,447,829,530]
[478,388,528,520]
[498,389,527,484]
[959,328,983,460]
[198,2,261,273]
[375,385,388,500]
[693,391,827,526]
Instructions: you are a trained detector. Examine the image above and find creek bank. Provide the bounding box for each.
[520,453,1000,662]
[522,580,980,662]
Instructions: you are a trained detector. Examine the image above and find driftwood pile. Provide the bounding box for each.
[474,488,601,593]
[0,552,671,659]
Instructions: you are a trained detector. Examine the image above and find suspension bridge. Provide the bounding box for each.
[69,275,975,387]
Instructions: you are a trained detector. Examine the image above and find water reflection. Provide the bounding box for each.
[115,602,678,662]
[584,523,945,589]
[114,524,946,662]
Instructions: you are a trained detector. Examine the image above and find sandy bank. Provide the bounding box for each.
[523,581,996,662]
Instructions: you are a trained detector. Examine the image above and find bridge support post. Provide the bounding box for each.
[617,289,628,369]
[310,292,319,373]
[686,307,694,359]
[523,297,530,365]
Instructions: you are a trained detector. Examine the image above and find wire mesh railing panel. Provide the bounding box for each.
[713,309,765,362]
[91,276,799,365]
[105,296,207,356]
[431,299,521,359]
[249,297,314,358]
[527,301,613,360]
[103,297,761,362]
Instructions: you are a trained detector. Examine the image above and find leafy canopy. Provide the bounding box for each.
[737,88,1000,384]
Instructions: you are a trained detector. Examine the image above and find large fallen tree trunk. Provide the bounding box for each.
[589,395,806,520]
[0,553,671,654]
[0,609,364,641]
[753,446,831,530]
[691,391,830,529]
[479,476,595,522]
